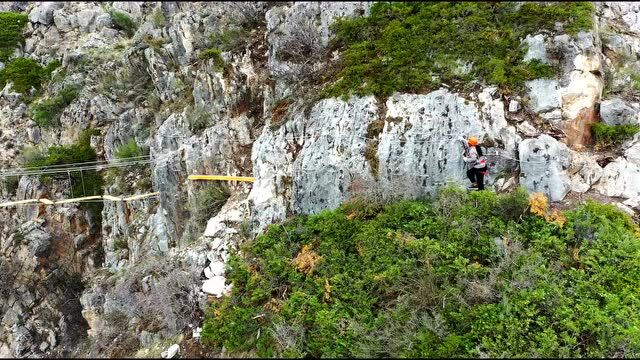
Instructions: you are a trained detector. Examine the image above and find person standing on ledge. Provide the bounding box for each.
[463,136,487,190]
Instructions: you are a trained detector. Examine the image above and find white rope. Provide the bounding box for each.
[0,192,160,207]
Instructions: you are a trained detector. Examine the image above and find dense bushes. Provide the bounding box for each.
[198,48,225,71]
[30,84,80,128]
[202,186,640,358]
[190,184,231,231]
[322,2,594,98]
[113,138,144,160]
[0,11,28,61]
[0,57,59,94]
[103,138,151,195]
[592,122,640,147]
[109,10,137,38]
[25,129,104,213]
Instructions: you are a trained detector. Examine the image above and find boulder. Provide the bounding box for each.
[208,261,225,277]
[595,158,640,199]
[567,151,603,194]
[526,79,561,113]
[523,34,549,64]
[161,344,179,359]
[508,99,520,113]
[519,134,571,201]
[25,228,52,258]
[600,98,639,125]
[516,121,540,137]
[28,2,63,25]
[27,126,41,144]
[616,203,636,216]
[202,276,228,297]
[623,196,640,209]
[596,136,640,199]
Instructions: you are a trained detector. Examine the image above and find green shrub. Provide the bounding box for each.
[25,129,104,214]
[109,10,138,38]
[187,106,213,135]
[323,2,594,99]
[592,122,640,147]
[151,7,166,28]
[143,36,166,49]
[1,175,20,197]
[30,85,80,128]
[0,57,54,94]
[190,184,231,231]
[113,138,143,160]
[208,28,248,53]
[201,186,640,358]
[198,49,225,71]
[0,12,28,62]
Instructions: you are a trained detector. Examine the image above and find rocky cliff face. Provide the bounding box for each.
[0,1,639,358]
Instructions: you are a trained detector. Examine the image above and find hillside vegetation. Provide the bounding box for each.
[202,187,640,358]
[323,2,594,98]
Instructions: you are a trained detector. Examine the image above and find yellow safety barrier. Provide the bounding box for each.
[188,175,255,182]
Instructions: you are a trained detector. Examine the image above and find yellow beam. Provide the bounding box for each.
[188,175,255,182]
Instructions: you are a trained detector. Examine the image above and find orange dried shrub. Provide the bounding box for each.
[546,209,567,228]
[529,192,549,217]
[292,244,322,275]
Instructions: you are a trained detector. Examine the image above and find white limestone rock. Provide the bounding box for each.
[519,134,571,201]
[202,276,229,298]
[526,79,561,113]
[523,34,549,64]
[600,98,640,126]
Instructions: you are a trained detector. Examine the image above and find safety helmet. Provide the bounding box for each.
[468,136,478,146]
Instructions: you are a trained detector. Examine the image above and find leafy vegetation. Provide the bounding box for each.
[323,2,594,99]
[151,7,166,28]
[202,186,640,358]
[30,84,80,128]
[0,11,28,62]
[109,10,138,38]
[114,138,144,160]
[186,105,214,135]
[0,57,59,94]
[190,184,231,231]
[208,28,249,53]
[25,129,104,213]
[104,138,151,195]
[198,49,225,71]
[592,123,640,147]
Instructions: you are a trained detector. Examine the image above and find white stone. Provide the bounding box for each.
[166,344,179,359]
[595,158,640,199]
[508,100,520,113]
[516,121,540,137]
[501,176,517,191]
[560,70,603,121]
[567,151,603,194]
[600,98,639,126]
[519,134,571,201]
[202,276,227,297]
[208,261,225,277]
[29,2,62,25]
[623,196,640,209]
[526,79,561,113]
[523,34,548,64]
[616,203,636,216]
